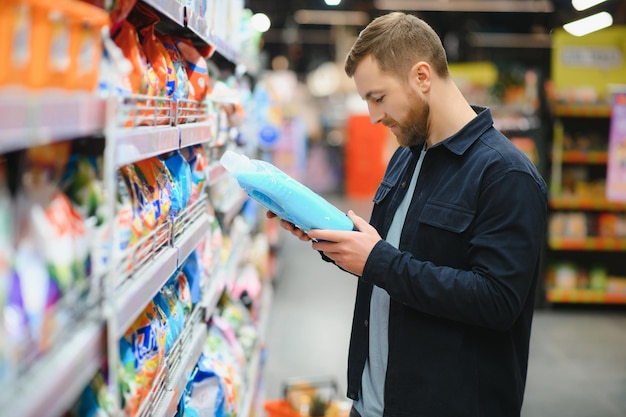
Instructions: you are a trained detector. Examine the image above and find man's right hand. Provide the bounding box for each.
[265,210,312,241]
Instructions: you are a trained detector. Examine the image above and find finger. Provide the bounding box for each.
[266,210,277,219]
[347,210,368,232]
[307,228,344,242]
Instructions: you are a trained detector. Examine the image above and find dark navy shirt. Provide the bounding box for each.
[346,106,548,417]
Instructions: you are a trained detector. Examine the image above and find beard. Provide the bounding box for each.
[385,93,430,148]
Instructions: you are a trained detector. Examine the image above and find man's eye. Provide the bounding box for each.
[374,96,384,103]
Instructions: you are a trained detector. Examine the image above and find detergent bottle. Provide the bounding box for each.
[220,150,355,232]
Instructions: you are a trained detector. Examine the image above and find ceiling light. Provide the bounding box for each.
[251,13,271,33]
[325,0,342,5]
[563,11,613,36]
[571,0,609,11]
[374,0,554,12]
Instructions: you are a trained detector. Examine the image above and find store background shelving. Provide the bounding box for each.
[542,27,626,306]
[0,1,272,416]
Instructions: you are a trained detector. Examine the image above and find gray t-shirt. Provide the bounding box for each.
[354,146,426,417]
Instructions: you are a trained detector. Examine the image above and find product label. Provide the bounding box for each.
[78,25,95,75]
[11,5,31,67]
[48,12,71,72]
[561,46,623,70]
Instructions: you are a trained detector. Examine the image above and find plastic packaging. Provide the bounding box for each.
[220,150,354,233]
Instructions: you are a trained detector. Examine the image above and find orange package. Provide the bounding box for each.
[175,38,211,102]
[0,0,108,90]
[113,20,159,126]
[140,24,177,125]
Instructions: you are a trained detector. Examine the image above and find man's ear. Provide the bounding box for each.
[409,61,431,93]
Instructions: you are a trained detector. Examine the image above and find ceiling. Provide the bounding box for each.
[244,0,626,76]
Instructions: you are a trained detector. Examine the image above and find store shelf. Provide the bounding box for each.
[180,121,214,148]
[176,213,211,265]
[546,288,626,304]
[185,9,239,64]
[548,236,626,251]
[114,125,180,167]
[154,321,207,417]
[202,267,228,321]
[238,282,273,417]
[0,92,105,153]
[145,0,185,25]
[115,244,178,337]
[552,103,612,118]
[549,196,626,211]
[557,150,608,164]
[0,320,105,417]
[115,208,209,337]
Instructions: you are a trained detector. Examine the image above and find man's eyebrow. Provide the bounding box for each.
[363,91,383,100]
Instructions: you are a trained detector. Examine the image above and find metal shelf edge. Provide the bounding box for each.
[115,246,179,337]
[0,93,106,152]
[175,214,211,266]
[154,323,208,417]
[0,321,105,417]
[115,126,180,167]
[179,121,214,148]
[144,0,185,26]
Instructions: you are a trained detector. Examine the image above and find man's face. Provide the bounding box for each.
[353,55,429,147]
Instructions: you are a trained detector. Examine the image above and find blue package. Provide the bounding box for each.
[181,250,202,305]
[220,150,355,233]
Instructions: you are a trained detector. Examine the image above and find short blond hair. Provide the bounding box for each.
[345,12,449,80]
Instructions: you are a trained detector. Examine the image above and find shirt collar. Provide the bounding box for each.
[408,105,494,158]
[440,105,493,155]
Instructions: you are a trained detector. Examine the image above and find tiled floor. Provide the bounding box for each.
[260,197,626,417]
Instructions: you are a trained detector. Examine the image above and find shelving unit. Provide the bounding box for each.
[541,26,626,306]
[544,104,626,304]
[0,0,270,416]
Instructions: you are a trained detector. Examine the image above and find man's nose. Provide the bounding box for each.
[367,102,383,125]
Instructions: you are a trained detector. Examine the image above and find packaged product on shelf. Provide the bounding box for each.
[181,249,203,306]
[139,23,176,125]
[83,0,136,34]
[175,269,193,316]
[159,34,191,124]
[134,157,173,225]
[120,163,159,236]
[162,151,193,216]
[30,192,90,297]
[118,168,146,246]
[1,0,106,90]
[217,291,258,359]
[184,352,236,417]
[175,38,211,105]
[153,289,178,355]
[112,20,156,126]
[119,301,166,417]
[61,155,106,225]
[180,145,208,205]
[220,150,355,233]
[66,367,114,417]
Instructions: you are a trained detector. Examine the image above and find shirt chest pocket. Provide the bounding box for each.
[419,201,474,233]
[417,201,474,266]
[373,180,394,205]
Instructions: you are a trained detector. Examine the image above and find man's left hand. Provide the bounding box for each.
[308,210,382,277]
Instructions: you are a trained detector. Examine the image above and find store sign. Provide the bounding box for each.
[561,46,623,69]
[607,92,626,202]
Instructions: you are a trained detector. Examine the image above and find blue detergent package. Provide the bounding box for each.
[220,150,354,232]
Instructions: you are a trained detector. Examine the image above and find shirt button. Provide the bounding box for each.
[364,320,369,327]
[401,181,407,188]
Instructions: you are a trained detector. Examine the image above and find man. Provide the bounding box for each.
[268,12,547,417]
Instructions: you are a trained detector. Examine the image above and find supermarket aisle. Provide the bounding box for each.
[261,196,626,417]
